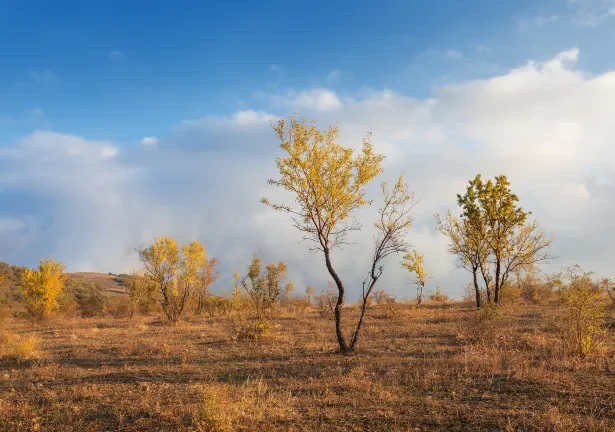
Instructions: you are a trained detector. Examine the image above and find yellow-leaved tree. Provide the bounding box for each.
[402,250,427,307]
[262,117,416,353]
[21,258,67,321]
[138,237,209,323]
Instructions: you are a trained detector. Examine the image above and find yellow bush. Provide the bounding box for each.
[20,258,67,321]
[557,271,607,359]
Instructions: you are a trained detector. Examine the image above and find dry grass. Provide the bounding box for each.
[0,301,614,431]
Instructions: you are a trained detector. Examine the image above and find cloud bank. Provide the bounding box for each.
[1,49,614,298]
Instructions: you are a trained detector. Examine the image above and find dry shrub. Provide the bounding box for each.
[108,295,133,319]
[373,289,397,317]
[428,286,449,303]
[287,296,311,317]
[231,315,270,341]
[191,377,294,431]
[499,283,521,304]
[315,288,337,319]
[200,295,233,317]
[465,302,506,345]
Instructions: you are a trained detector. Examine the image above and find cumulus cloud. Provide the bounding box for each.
[1,49,614,299]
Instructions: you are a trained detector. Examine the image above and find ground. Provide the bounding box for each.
[1,301,614,431]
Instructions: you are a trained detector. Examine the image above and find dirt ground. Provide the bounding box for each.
[1,301,614,431]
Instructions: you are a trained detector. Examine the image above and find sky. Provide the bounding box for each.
[1,0,615,299]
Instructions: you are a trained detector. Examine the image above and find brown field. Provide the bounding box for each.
[1,301,614,432]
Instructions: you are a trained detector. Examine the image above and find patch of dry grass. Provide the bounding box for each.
[0,301,613,431]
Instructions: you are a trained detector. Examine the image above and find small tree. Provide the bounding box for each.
[138,237,207,323]
[263,117,416,353]
[402,250,428,307]
[456,175,554,304]
[241,255,292,320]
[195,257,220,314]
[20,258,67,321]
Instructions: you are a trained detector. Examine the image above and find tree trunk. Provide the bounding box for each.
[348,277,379,351]
[323,248,349,352]
[416,284,423,307]
[494,260,501,303]
[479,264,491,303]
[472,267,482,308]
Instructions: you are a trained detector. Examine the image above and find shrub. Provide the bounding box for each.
[0,332,41,361]
[467,302,506,344]
[373,290,397,317]
[556,268,607,359]
[66,281,108,317]
[429,286,449,302]
[240,255,291,320]
[287,296,311,317]
[315,287,337,320]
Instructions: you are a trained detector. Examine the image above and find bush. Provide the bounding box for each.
[0,332,41,361]
[556,269,607,359]
[315,288,337,320]
[467,302,506,344]
[66,281,109,317]
[429,286,449,302]
[20,258,67,321]
[373,290,397,317]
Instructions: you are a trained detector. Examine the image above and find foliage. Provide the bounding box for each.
[468,302,506,344]
[138,237,209,323]
[402,249,427,306]
[20,258,67,321]
[240,255,291,320]
[556,266,607,359]
[262,116,416,352]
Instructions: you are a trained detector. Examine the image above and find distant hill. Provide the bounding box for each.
[67,272,132,295]
[1,262,131,295]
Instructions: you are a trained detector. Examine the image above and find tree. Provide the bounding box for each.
[457,175,553,303]
[435,211,490,307]
[20,258,67,321]
[262,117,416,353]
[195,257,220,314]
[138,237,207,323]
[240,255,292,320]
[402,250,427,306]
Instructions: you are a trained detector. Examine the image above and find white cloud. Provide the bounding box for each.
[109,50,124,60]
[141,136,159,146]
[272,88,343,112]
[2,49,615,298]
[29,70,59,84]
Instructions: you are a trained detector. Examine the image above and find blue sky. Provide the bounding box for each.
[4,0,613,143]
[1,0,615,297]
